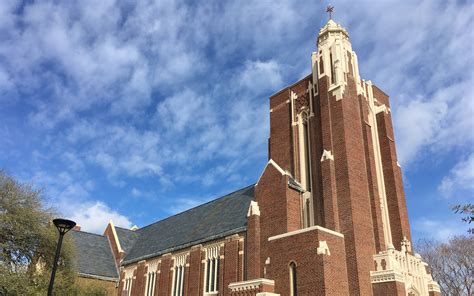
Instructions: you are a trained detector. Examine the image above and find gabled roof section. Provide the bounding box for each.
[115,226,140,253]
[70,230,119,281]
[122,185,254,265]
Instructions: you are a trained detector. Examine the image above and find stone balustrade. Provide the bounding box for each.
[371,246,440,295]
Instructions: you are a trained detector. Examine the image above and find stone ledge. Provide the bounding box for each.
[268,225,344,241]
[229,278,275,292]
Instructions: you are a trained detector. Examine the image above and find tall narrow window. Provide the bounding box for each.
[172,254,187,296]
[303,119,311,192]
[124,277,133,296]
[299,110,313,228]
[289,262,298,296]
[145,262,158,296]
[330,52,336,84]
[298,111,312,192]
[204,245,220,294]
[145,271,157,296]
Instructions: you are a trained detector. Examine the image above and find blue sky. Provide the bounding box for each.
[0,0,472,243]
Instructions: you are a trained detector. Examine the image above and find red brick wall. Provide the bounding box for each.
[157,254,172,296]
[269,90,293,173]
[246,214,261,279]
[266,227,349,295]
[223,237,240,296]
[187,245,203,296]
[131,261,147,295]
[323,72,376,295]
[318,75,340,231]
[359,93,386,253]
[117,235,245,296]
[376,108,411,249]
[372,281,406,296]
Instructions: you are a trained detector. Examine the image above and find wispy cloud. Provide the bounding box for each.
[68,201,132,234]
[438,153,474,199]
[0,0,472,237]
[412,217,469,242]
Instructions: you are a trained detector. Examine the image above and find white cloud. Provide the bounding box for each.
[412,217,468,241]
[238,60,283,94]
[394,97,447,165]
[438,154,474,199]
[68,201,132,234]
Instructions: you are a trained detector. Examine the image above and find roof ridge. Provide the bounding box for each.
[136,184,255,233]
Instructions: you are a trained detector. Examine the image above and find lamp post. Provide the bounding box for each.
[47,218,76,296]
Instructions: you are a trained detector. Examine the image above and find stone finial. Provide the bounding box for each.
[247,201,261,217]
[401,237,412,253]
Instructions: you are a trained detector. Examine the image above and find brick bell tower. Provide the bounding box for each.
[236,17,441,296]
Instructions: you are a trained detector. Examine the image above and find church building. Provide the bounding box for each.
[72,17,441,296]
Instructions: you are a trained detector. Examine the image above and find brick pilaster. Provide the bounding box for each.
[187,245,202,296]
[247,211,261,279]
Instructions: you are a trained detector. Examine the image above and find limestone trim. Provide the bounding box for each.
[247,201,261,217]
[320,149,334,162]
[268,225,344,241]
[371,247,441,295]
[228,278,275,292]
[204,244,220,294]
[370,270,405,283]
[108,220,124,253]
[316,240,331,256]
[366,80,393,248]
[255,159,291,186]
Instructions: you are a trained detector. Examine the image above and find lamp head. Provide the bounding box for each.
[53,218,76,235]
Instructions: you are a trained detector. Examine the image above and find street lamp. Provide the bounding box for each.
[47,218,76,296]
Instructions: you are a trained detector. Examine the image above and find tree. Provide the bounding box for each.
[417,236,473,296]
[0,171,76,295]
[452,204,474,234]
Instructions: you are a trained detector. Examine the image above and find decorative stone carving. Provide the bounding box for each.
[317,241,330,256]
[320,150,334,162]
[371,247,440,295]
[247,201,261,217]
[295,91,310,115]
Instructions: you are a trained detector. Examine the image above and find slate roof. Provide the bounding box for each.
[70,230,119,280]
[115,226,140,253]
[122,185,254,265]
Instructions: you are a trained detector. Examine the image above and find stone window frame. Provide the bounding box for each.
[171,253,187,296]
[289,261,298,296]
[145,260,159,296]
[203,244,220,295]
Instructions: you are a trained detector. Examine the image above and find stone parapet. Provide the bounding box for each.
[228,278,275,296]
[371,246,440,295]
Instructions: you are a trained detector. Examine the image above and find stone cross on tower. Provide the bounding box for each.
[326,5,334,20]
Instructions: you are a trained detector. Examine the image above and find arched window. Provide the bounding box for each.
[289,262,298,296]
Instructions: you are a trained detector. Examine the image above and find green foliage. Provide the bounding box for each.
[0,171,78,295]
